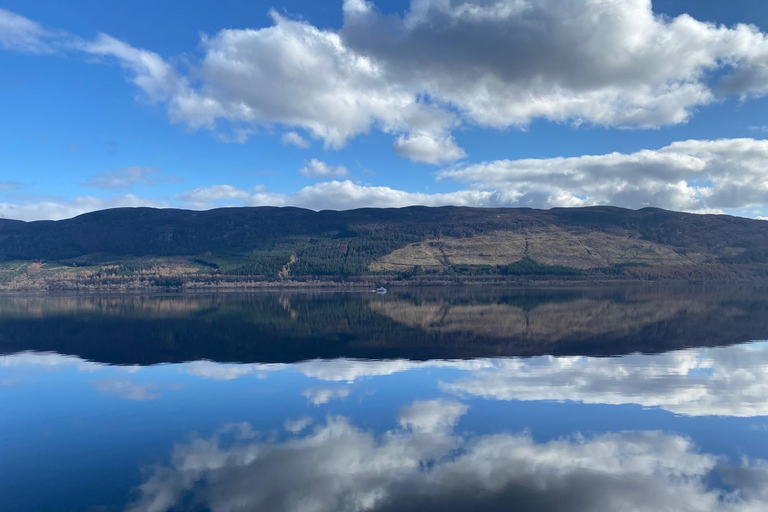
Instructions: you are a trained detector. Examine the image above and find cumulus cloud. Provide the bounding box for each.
[157,137,768,213]
[11,1,768,162]
[0,194,162,221]
[439,138,768,212]
[140,9,457,157]
[7,136,768,219]
[290,181,494,210]
[341,0,749,129]
[82,33,184,104]
[84,166,181,189]
[169,180,494,211]
[177,184,285,210]
[0,8,52,53]
[281,131,311,149]
[443,341,768,417]
[298,159,349,179]
[7,1,768,166]
[393,133,467,164]
[125,416,768,512]
[179,184,253,203]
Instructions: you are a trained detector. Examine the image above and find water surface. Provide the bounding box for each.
[2,286,768,511]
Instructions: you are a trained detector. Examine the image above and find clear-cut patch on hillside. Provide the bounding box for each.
[369,226,705,272]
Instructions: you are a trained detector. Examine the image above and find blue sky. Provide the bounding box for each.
[2,0,768,220]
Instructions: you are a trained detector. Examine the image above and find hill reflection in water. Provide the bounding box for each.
[1,285,768,363]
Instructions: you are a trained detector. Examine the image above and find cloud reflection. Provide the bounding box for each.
[294,359,494,383]
[302,387,352,406]
[126,405,768,512]
[181,358,494,383]
[284,417,314,434]
[6,342,768,416]
[92,379,182,401]
[443,342,768,417]
[92,379,161,401]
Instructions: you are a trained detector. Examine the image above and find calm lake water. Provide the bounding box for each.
[2,286,768,511]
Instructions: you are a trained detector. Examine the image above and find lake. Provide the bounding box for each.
[2,285,768,511]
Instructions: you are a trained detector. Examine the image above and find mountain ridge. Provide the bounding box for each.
[1,205,767,289]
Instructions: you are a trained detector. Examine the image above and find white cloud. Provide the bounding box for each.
[439,138,768,211]
[0,8,52,53]
[57,137,753,213]
[158,136,768,212]
[397,399,468,433]
[298,159,349,179]
[61,1,768,160]
[168,180,494,212]
[164,10,455,155]
[82,33,184,104]
[126,416,768,512]
[8,2,768,165]
[179,184,252,203]
[393,133,467,164]
[343,0,768,129]
[84,166,180,189]
[281,131,311,149]
[288,180,493,210]
[5,135,768,220]
[0,194,162,221]
[301,386,352,405]
[177,184,285,210]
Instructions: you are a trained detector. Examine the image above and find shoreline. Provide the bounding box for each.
[2,273,768,294]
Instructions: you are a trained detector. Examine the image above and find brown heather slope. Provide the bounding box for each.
[370,225,705,271]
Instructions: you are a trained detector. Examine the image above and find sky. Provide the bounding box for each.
[2,0,768,221]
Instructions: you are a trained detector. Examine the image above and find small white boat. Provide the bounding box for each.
[375,287,387,294]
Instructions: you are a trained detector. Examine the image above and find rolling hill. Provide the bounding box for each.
[1,205,767,289]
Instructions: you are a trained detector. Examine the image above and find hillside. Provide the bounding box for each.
[1,205,768,289]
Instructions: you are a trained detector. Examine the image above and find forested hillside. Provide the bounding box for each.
[1,205,768,289]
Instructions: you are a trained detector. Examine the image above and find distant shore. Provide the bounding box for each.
[2,269,768,293]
